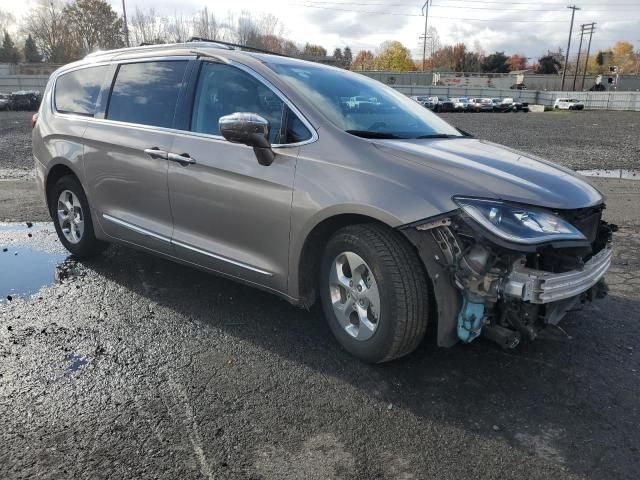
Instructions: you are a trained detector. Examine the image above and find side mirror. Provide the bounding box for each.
[219,113,275,166]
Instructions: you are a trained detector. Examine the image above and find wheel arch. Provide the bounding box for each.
[292,209,402,308]
[44,162,82,217]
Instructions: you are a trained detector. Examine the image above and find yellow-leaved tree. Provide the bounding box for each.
[374,41,415,71]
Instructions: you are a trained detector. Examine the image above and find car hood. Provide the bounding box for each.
[373,138,603,210]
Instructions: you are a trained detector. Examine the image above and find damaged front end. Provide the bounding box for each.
[402,198,616,349]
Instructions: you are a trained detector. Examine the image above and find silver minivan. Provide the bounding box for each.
[33,42,614,362]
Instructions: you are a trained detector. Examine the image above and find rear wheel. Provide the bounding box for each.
[49,175,108,258]
[320,224,429,363]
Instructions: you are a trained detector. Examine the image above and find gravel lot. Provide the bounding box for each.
[1,111,638,179]
[0,111,34,179]
[1,110,639,479]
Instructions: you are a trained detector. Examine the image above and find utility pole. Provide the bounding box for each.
[561,5,580,91]
[581,23,596,90]
[122,0,130,47]
[572,24,586,91]
[421,1,430,72]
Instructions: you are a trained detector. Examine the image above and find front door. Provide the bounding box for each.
[168,61,311,293]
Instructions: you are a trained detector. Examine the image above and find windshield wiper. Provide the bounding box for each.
[414,133,461,139]
[346,130,406,139]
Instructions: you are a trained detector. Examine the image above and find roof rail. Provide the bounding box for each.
[186,37,289,57]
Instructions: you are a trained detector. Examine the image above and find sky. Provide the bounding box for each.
[2,0,639,59]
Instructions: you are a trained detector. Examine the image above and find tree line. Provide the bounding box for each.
[0,0,637,77]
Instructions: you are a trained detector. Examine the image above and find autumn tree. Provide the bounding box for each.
[610,41,636,73]
[375,41,414,71]
[0,31,19,63]
[352,50,375,70]
[24,0,78,63]
[431,43,481,72]
[63,0,124,54]
[303,43,327,56]
[506,54,527,71]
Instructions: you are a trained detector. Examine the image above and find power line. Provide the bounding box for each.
[293,3,637,20]
[431,3,640,11]
[302,0,640,5]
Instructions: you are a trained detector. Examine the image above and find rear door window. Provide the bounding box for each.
[106,61,188,129]
[55,65,109,116]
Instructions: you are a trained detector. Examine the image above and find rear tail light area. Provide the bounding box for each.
[31,113,39,129]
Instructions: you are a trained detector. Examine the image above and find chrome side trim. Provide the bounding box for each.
[171,239,273,276]
[505,244,613,304]
[102,214,272,276]
[102,214,171,243]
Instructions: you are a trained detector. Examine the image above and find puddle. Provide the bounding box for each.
[65,353,88,373]
[576,169,639,180]
[0,222,49,232]
[0,247,68,303]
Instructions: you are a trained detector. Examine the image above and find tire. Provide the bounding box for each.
[49,175,108,258]
[319,224,429,363]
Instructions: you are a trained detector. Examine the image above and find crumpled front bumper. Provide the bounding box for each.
[504,244,613,304]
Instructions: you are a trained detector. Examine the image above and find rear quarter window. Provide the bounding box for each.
[106,61,188,129]
[54,65,109,116]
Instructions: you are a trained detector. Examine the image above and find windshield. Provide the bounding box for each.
[267,62,462,139]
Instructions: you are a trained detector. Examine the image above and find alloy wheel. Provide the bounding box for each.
[57,190,85,244]
[329,251,381,341]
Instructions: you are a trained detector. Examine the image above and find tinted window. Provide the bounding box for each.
[192,63,308,144]
[107,61,188,128]
[285,107,312,143]
[55,66,109,116]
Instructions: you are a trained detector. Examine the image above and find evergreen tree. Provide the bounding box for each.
[343,46,353,69]
[24,34,42,62]
[0,31,19,63]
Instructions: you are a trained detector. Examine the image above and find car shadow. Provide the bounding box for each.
[81,244,640,480]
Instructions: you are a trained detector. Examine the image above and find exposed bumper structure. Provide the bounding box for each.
[504,244,613,304]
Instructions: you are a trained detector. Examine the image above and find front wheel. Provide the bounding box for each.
[320,224,430,363]
[49,175,108,258]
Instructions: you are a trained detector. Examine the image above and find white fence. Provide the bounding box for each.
[0,75,49,93]
[392,85,640,111]
[1,75,639,111]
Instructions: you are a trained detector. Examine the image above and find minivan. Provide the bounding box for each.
[33,42,614,363]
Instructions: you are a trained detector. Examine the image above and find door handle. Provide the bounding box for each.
[168,152,196,166]
[144,148,168,160]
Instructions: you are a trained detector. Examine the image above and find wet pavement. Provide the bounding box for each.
[1,110,640,479]
[1,212,639,479]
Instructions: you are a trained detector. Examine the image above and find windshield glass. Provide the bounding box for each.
[267,62,462,139]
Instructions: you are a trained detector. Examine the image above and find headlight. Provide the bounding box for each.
[454,197,586,244]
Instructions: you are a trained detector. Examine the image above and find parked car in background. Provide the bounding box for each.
[410,95,431,107]
[451,97,471,112]
[0,93,10,110]
[34,42,614,363]
[501,97,529,113]
[468,98,494,112]
[554,98,585,110]
[347,95,379,111]
[431,96,455,113]
[9,90,42,111]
